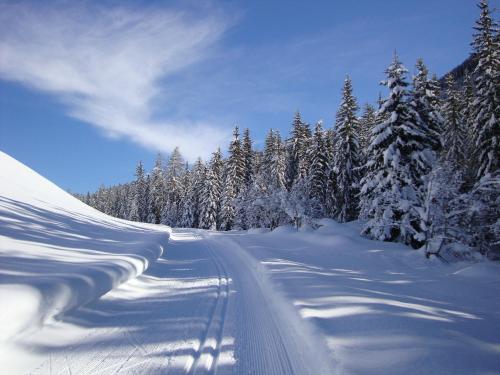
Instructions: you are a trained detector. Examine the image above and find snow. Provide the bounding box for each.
[0,151,170,369]
[1,151,499,374]
[229,220,500,374]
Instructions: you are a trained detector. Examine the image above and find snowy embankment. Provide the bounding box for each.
[0,151,170,348]
[231,221,500,374]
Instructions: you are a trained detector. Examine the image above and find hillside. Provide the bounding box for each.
[0,151,170,369]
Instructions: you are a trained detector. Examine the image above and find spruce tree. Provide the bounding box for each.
[148,153,166,224]
[442,74,466,168]
[412,59,443,153]
[470,0,499,181]
[181,158,205,228]
[358,103,377,155]
[199,149,223,230]
[359,54,431,248]
[460,70,475,173]
[240,151,265,229]
[242,128,254,189]
[332,76,362,222]
[272,131,287,191]
[162,147,185,226]
[286,111,311,189]
[130,161,148,222]
[220,126,245,230]
[307,121,329,216]
[236,129,254,230]
[324,128,337,217]
[463,0,499,258]
[262,129,288,228]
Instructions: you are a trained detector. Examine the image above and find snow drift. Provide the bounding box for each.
[0,151,170,345]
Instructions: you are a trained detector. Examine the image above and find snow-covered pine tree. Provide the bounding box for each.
[286,111,311,189]
[359,54,431,248]
[358,103,377,155]
[412,59,443,153]
[428,73,443,122]
[460,0,500,258]
[275,131,288,189]
[180,158,205,228]
[464,170,499,258]
[332,76,362,222]
[470,0,499,181]
[233,129,254,230]
[162,147,186,226]
[307,121,329,217]
[261,129,288,228]
[242,128,254,189]
[148,153,166,224]
[211,148,224,228]
[199,149,224,230]
[130,161,148,222]
[421,161,468,259]
[119,184,131,220]
[442,74,466,168]
[460,69,476,165]
[324,128,337,218]
[220,126,245,230]
[238,149,268,229]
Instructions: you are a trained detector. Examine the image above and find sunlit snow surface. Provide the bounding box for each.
[1,151,499,374]
[0,151,170,371]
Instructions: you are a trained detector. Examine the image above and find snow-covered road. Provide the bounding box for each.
[19,229,334,375]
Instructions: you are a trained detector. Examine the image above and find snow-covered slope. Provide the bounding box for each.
[0,152,170,349]
[232,220,500,374]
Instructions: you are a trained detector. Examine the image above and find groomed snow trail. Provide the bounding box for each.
[21,229,335,375]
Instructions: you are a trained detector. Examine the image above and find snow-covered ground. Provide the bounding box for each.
[1,151,499,374]
[228,223,500,374]
[0,152,170,371]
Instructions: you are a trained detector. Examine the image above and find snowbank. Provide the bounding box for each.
[0,151,170,345]
[231,219,500,375]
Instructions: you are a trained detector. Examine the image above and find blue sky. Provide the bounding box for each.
[0,0,482,193]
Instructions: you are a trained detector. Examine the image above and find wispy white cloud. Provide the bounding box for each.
[0,1,231,161]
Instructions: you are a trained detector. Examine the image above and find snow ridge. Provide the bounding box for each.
[0,151,170,346]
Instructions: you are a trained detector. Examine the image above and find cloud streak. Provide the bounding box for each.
[0,1,230,161]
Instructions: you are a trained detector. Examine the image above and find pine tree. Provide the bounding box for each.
[421,161,467,258]
[220,126,245,230]
[442,74,466,168]
[332,76,362,222]
[236,129,254,230]
[428,73,443,120]
[148,153,166,224]
[286,111,311,189]
[358,103,377,154]
[162,147,186,226]
[470,0,499,181]
[272,130,287,190]
[242,128,254,189]
[270,131,289,227]
[307,121,329,216]
[465,170,499,257]
[199,149,223,230]
[359,54,431,248]
[460,70,476,176]
[412,59,443,153]
[251,129,289,229]
[180,158,205,228]
[130,161,148,222]
[324,128,337,217]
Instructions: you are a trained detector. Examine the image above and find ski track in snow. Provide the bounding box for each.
[20,229,335,375]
